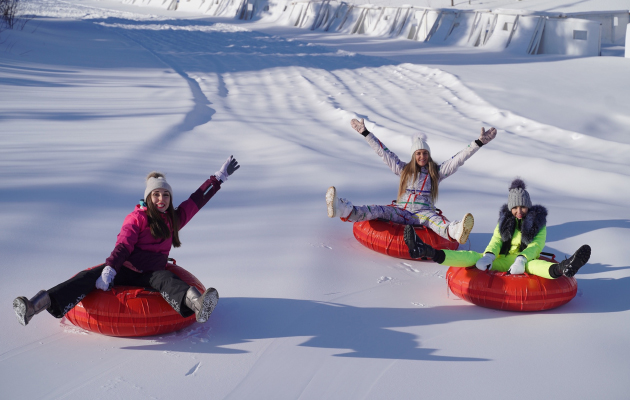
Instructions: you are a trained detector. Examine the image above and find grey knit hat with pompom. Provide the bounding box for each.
[144,172,173,201]
[508,178,532,209]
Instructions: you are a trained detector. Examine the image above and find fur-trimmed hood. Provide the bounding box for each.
[498,204,547,253]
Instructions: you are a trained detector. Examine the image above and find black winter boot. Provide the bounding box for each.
[554,245,592,278]
[185,287,219,323]
[404,225,436,260]
[13,290,51,326]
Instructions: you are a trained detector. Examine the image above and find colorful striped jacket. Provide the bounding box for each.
[365,132,480,213]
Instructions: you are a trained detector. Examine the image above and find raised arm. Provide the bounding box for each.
[351,118,406,176]
[438,127,497,181]
[177,156,240,229]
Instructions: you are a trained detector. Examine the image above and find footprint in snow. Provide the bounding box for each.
[310,243,332,249]
[185,362,201,376]
[400,262,419,273]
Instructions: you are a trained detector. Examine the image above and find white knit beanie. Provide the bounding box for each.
[411,133,430,156]
[144,172,173,201]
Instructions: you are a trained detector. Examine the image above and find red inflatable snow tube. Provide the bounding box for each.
[64,263,205,337]
[446,255,577,311]
[353,219,459,260]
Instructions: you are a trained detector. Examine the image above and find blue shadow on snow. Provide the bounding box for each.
[121,297,495,361]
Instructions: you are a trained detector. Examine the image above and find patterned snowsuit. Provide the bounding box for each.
[344,132,481,240]
[440,204,556,279]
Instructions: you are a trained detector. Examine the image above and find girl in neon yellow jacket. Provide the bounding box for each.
[404,178,591,279]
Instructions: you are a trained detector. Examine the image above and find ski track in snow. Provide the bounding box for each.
[112,22,627,205]
[15,0,630,207]
[22,0,629,183]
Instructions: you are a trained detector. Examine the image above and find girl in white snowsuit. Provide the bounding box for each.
[326,118,497,244]
[13,156,239,327]
[403,178,592,279]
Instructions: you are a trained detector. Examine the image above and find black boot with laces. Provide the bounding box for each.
[552,245,591,278]
[404,225,435,260]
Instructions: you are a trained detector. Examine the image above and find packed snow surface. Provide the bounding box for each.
[1,0,629,398]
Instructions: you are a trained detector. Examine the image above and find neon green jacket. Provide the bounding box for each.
[485,223,546,262]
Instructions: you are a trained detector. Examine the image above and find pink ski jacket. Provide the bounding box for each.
[105,176,222,273]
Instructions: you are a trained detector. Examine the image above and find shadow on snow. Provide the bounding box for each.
[122,297,493,361]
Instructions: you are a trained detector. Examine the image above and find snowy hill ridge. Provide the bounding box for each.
[122,0,629,56]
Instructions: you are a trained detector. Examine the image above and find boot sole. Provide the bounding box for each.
[13,297,29,326]
[564,245,591,277]
[457,213,474,245]
[197,288,219,323]
[326,186,336,218]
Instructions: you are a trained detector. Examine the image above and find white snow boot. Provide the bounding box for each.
[326,186,353,219]
[13,290,51,326]
[448,213,474,244]
[185,287,219,323]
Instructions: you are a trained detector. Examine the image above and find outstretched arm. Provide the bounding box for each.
[351,118,407,176]
[477,127,497,147]
[178,156,241,229]
[438,127,497,181]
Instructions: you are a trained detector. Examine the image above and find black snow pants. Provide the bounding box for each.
[46,264,194,318]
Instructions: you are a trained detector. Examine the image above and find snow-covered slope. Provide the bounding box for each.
[1,0,629,398]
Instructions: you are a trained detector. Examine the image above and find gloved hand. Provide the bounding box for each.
[478,127,497,145]
[215,155,240,182]
[476,253,496,271]
[351,118,369,137]
[95,266,116,291]
[508,256,527,275]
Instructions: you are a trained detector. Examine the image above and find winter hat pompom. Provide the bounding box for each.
[146,171,166,181]
[508,177,532,210]
[411,132,430,156]
[509,178,527,191]
[413,132,428,142]
[144,171,173,201]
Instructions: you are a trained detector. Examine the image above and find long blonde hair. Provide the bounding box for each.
[397,154,440,204]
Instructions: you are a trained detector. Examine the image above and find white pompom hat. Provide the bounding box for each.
[144,172,173,201]
[411,133,430,156]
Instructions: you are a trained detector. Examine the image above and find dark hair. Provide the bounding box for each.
[145,192,181,248]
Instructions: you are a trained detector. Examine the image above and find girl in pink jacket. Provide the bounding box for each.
[13,156,239,327]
